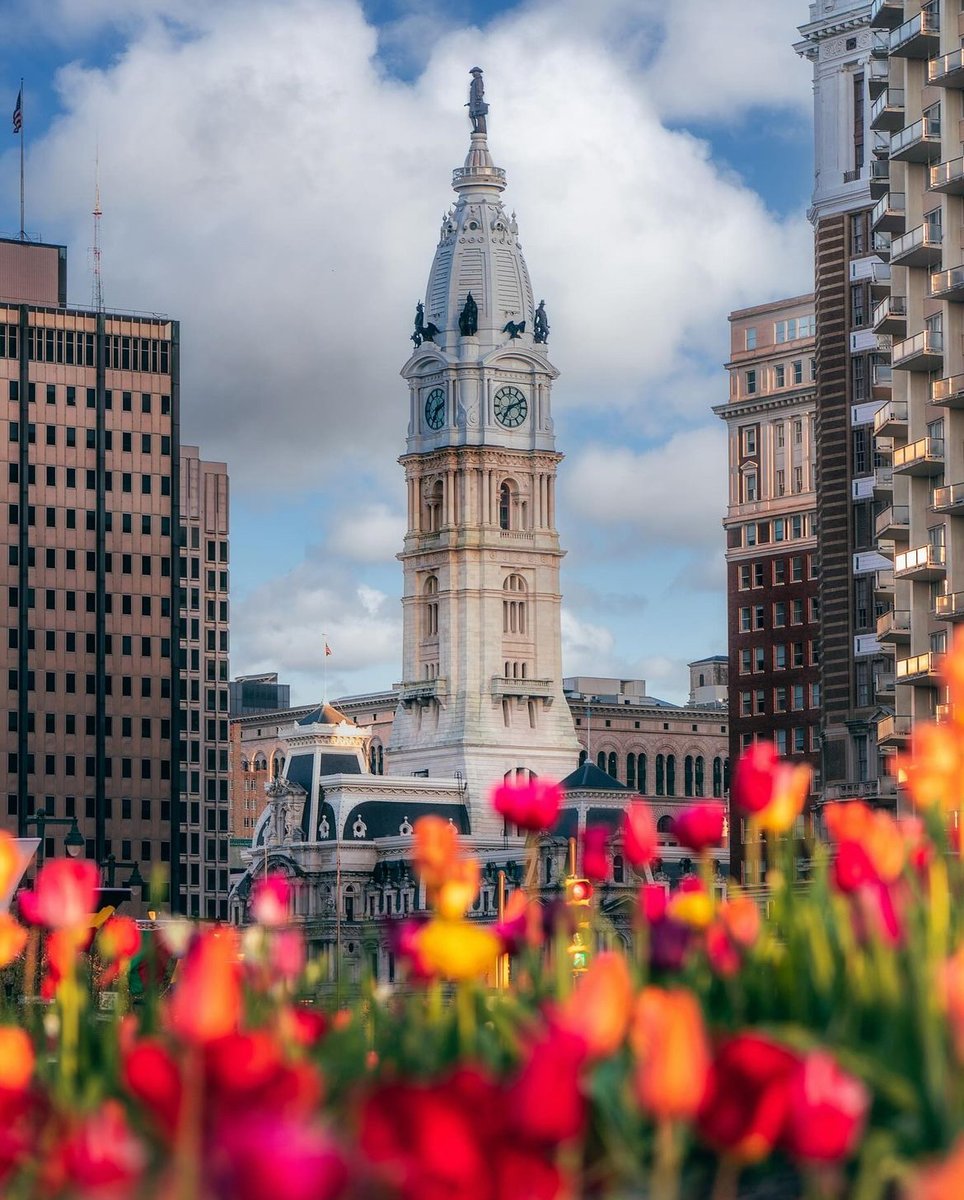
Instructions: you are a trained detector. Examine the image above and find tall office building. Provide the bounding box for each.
[716,296,821,876]
[796,2,899,806]
[0,236,229,914]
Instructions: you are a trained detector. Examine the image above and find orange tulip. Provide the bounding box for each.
[435,856,481,920]
[756,762,810,834]
[97,915,141,962]
[556,951,633,1060]
[0,913,27,967]
[941,945,964,1062]
[630,987,710,1119]
[893,723,963,813]
[944,627,964,718]
[0,1026,34,1090]
[910,1133,964,1200]
[412,816,459,892]
[720,895,761,949]
[0,829,19,900]
[167,929,241,1043]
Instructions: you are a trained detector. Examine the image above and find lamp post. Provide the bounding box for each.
[22,814,85,867]
[102,855,144,894]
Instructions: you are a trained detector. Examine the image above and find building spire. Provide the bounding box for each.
[454,67,505,196]
[91,148,104,312]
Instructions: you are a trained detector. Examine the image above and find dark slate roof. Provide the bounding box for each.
[342,801,470,841]
[297,702,354,727]
[560,762,629,792]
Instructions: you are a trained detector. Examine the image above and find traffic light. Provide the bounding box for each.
[565,878,594,907]
[568,930,590,974]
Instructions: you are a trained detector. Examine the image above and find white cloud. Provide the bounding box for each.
[328,505,406,563]
[561,609,617,676]
[562,425,728,549]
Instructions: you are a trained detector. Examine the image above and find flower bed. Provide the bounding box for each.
[3,654,964,1198]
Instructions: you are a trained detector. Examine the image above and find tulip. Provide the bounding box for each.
[941,944,964,1061]
[631,987,710,1119]
[122,1039,183,1139]
[411,815,459,892]
[697,1034,798,1163]
[0,1027,34,1091]
[706,922,741,977]
[167,929,241,1043]
[209,1114,348,1200]
[251,874,291,927]
[893,723,962,812]
[731,741,781,814]
[97,915,141,962]
[622,801,658,868]
[639,883,668,924]
[0,914,27,967]
[581,825,610,882]
[720,895,760,949]
[491,776,562,833]
[910,1134,964,1200]
[18,858,99,930]
[668,885,714,930]
[415,918,500,981]
[780,1051,869,1164]
[756,762,810,835]
[0,830,19,901]
[279,1005,328,1048]
[495,889,543,954]
[672,802,725,854]
[434,856,481,920]
[556,951,633,1060]
[58,1099,146,1194]
[507,1025,587,1143]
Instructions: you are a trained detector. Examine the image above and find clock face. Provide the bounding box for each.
[424,387,445,431]
[494,386,527,429]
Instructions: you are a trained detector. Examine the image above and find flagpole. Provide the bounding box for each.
[322,632,328,704]
[18,79,24,241]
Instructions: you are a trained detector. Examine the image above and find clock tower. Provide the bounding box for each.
[388,70,580,833]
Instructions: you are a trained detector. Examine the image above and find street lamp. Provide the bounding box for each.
[23,814,85,866]
[102,854,144,893]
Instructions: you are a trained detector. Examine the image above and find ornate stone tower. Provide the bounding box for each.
[387,70,581,833]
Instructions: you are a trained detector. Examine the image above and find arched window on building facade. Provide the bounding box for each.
[578,748,588,766]
[499,482,512,531]
[502,574,527,635]
[684,755,694,797]
[607,751,617,779]
[424,575,439,638]
[626,752,636,790]
[638,752,647,794]
[655,754,665,796]
[695,755,705,797]
[666,755,676,796]
[597,750,606,772]
[712,756,723,797]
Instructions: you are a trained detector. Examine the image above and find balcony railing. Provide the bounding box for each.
[872,398,907,434]
[929,46,964,88]
[930,157,964,194]
[875,672,897,697]
[876,607,911,639]
[892,330,944,370]
[891,222,943,265]
[935,591,964,619]
[890,115,941,161]
[396,678,447,705]
[870,0,903,28]
[931,373,964,407]
[874,465,894,494]
[932,482,964,513]
[931,265,964,300]
[875,504,910,538]
[871,89,906,131]
[896,651,944,682]
[871,191,905,233]
[869,59,890,96]
[491,677,554,700]
[889,8,940,57]
[875,568,895,594]
[877,714,912,745]
[870,160,890,197]
[894,543,946,579]
[872,294,907,332]
[893,434,944,473]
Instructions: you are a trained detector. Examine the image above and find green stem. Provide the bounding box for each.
[651,1119,681,1200]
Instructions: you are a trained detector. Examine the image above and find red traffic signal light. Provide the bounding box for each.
[565,878,594,906]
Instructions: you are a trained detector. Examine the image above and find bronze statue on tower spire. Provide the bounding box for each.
[467,67,489,134]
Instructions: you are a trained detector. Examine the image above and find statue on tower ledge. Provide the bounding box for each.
[467,67,488,134]
[458,292,479,337]
[533,300,550,345]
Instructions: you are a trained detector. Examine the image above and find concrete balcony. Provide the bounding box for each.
[870,0,903,27]
[929,46,964,88]
[875,671,897,699]
[876,607,911,641]
[873,465,894,497]
[876,538,897,561]
[871,191,906,234]
[870,159,890,198]
[873,231,892,261]
[891,223,942,267]
[894,543,946,580]
[871,89,905,131]
[930,156,964,195]
[874,568,895,597]
[396,678,447,707]
[869,59,890,98]
[824,779,892,804]
[935,590,964,620]
[891,330,943,372]
[871,29,892,58]
[932,482,964,515]
[877,713,912,748]
[892,434,944,475]
[931,265,964,301]
[850,256,891,288]
[889,116,941,162]
[888,8,939,57]
[896,651,944,683]
[491,677,554,704]
[930,373,964,408]
[875,503,910,540]
[873,293,907,335]
[872,398,907,435]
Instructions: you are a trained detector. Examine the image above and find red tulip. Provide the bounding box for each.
[491,777,563,833]
[780,1051,869,1164]
[731,742,780,814]
[97,915,141,962]
[506,1025,587,1143]
[672,802,725,854]
[622,802,657,868]
[698,1034,799,1163]
[209,1115,347,1200]
[581,825,610,881]
[18,859,99,930]
[122,1039,183,1140]
[251,874,291,927]
[167,929,241,1043]
[638,883,668,923]
[58,1100,146,1194]
[705,922,741,977]
[279,1006,328,1048]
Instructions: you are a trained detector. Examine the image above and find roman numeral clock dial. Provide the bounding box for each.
[494,385,527,429]
[424,387,446,430]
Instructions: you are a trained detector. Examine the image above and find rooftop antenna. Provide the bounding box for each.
[91,147,104,312]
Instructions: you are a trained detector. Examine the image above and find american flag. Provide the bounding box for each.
[12,88,21,135]
[324,643,332,657]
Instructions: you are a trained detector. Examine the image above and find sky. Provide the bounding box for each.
[0,0,815,706]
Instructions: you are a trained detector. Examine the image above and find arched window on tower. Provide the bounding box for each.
[655,754,665,796]
[424,575,439,639]
[684,755,694,797]
[626,752,636,790]
[596,750,606,772]
[666,755,677,796]
[695,756,705,797]
[638,753,647,794]
[712,756,723,798]
[502,574,527,636]
[578,749,588,766]
[427,480,444,532]
[607,751,617,779]
[499,481,512,530]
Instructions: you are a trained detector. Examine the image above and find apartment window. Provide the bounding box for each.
[739,565,751,590]
[743,472,758,503]
[793,466,803,493]
[851,283,866,329]
[739,607,751,632]
[791,556,803,582]
[753,605,765,630]
[775,729,788,755]
[745,327,757,350]
[773,601,786,627]
[754,689,766,715]
[853,72,864,170]
[792,599,804,625]
[774,687,788,713]
[742,426,757,455]
[793,642,805,667]
[740,649,752,674]
[850,213,866,255]
[775,469,785,497]
[754,647,765,672]
[810,357,816,381]
[811,682,821,708]
[774,517,785,541]
[773,559,785,585]
[740,692,752,716]
[775,644,787,670]
[745,370,757,396]
[754,563,765,587]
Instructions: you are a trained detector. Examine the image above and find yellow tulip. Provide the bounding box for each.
[416,918,500,981]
